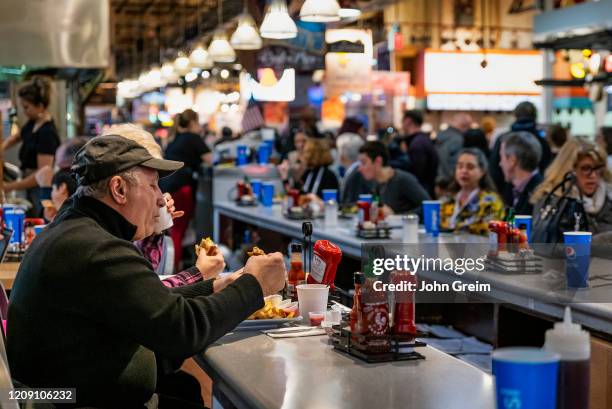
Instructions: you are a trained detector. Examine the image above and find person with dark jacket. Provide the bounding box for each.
[490,101,552,204]
[7,131,286,408]
[499,131,543,215]
[295,138,339,198]
[390,110,439,196]
[435,113,472,183]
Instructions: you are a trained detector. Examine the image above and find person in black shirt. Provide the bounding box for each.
[8,131,286,408]
[3,76,60,215]
[390,110,439,196]
[358,141,430,215]
[159,109,212,269]
[296,137,339,199]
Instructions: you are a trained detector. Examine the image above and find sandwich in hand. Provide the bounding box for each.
[195,237,218,257]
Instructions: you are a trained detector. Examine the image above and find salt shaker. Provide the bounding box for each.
[402,214,419,243]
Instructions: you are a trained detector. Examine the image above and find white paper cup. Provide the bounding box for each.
[296,284,329,324]
[154,205,174,234]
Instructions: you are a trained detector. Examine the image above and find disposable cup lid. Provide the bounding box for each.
[563,231,592,236]
[492,347,560,364]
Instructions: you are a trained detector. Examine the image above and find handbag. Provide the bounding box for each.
[531,172,588,256]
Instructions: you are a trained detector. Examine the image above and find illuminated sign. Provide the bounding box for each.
[241,68,296,102]
[424,50,543,95]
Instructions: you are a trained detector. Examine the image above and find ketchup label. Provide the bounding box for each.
[310,254,326,282]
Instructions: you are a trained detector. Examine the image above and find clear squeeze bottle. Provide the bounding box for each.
[544,307,590,409]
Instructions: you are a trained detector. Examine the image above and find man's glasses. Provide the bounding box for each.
[577,164,606,177]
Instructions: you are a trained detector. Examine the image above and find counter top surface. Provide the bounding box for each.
[214,201,612,335]
[198,331,494,409]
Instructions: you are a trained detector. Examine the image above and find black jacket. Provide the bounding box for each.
[389,132,438,197]
[490,120,552,205]
[512,172,543,216]
[298,166,340,199]
[7,195,264,408]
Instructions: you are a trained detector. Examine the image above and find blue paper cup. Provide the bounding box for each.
[492,348,559,409]
[236,145,248,166]
[258,144,271,165]
[563,231,592,289]
[514,215,532,243]
[358,194,373,204]
[322,189,338,202]
[34,225,46,236]
[4,207,25,245]
[261,183,275,207]
[422,200,441,236]
[251,179,262,200]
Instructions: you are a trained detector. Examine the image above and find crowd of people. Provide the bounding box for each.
[275,102,612,245]
[4,77,612,258]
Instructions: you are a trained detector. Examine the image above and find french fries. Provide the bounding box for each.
[248,298,296,320]
[247,246,265,257]
[195,237,218,257]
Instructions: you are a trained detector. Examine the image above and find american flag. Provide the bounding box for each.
[241,99,264,133]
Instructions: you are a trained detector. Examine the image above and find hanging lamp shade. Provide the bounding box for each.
[338,0,361,18]
[260,0,297,39]
[173,52,191,75]
[299,0,340,22]
[147,66,167,88]
[189,44,211,68]
[230,13,262,50]
[208,29,236,63]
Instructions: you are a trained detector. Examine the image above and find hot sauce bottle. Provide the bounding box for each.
[287,243,305,301]
[358,279,390,353]
[350,272,365,335]
[391,271,417,335]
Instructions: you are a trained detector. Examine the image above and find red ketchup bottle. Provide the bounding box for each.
[350,272,365,335]
[287,189,300,208]
[391,271,417,335]
[357,200,371,227]
[307,240,342,288]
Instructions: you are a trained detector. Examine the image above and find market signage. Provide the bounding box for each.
[324,29,373,97]
[241,68,296,102]
[424,49,543,95]
[424,49,543,111]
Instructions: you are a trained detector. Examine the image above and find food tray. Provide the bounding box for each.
[283,211,322,220]
[356,225,392,239]
[330,325,426,363]
[235,316,303,331]
[236,199,258,207]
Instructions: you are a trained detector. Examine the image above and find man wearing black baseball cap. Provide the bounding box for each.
[8,128,286,408]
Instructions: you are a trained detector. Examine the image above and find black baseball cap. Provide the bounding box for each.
[71,134,183,185]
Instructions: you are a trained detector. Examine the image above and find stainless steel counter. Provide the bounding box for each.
[197,331,494,409]
[214,201,612,335]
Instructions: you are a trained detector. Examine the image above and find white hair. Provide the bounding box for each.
[336,132,364,163]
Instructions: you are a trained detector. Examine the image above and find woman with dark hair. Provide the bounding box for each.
[440,148,505,235]
[159,109,212,269]
[3,76,60,215]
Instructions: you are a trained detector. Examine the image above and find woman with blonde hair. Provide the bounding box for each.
[294,136,339,199]
[532,138,612,237]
